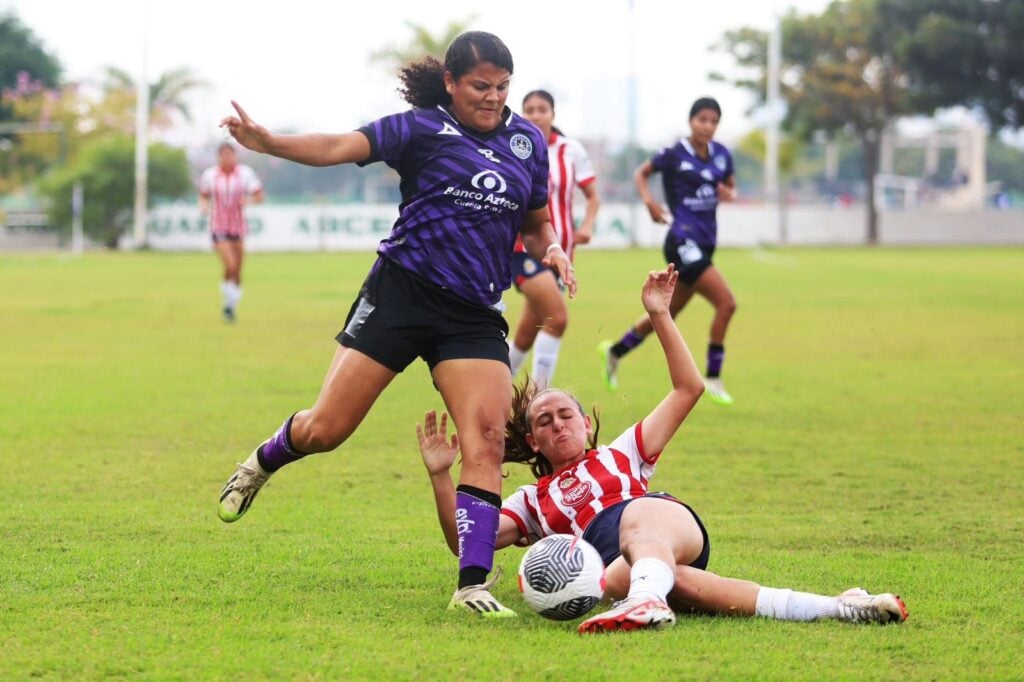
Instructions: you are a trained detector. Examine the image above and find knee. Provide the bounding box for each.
[719,296,737,318]
[297,413,350,452]
[462,423,506,464]
[545,309,568,336]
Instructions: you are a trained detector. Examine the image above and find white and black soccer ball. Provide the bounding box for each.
[517,534,606,621]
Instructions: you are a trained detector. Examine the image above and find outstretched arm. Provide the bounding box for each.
[638,265,705,454]
[221,101,371,167]
[416,411,521,555]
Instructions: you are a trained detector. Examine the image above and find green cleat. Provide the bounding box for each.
[597,340,619,392]
[704,377,734,406]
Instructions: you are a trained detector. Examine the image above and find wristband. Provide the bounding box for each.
[545,243,564,255]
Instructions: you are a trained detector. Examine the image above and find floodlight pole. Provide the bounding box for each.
[71,181,84,255]
[132,2,150,249]
[765,14,783,243]
[626,0,639,246]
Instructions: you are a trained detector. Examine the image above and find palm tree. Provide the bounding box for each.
[100,66,208,127]
[371,18,476,69]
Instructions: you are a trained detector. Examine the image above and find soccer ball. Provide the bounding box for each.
[517,534,606,620]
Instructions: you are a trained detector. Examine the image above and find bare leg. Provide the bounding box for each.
[691,266,736,345]
[513,271,567,350]
[288,345,398,452]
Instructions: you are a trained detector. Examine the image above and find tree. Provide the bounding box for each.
[100,65,208,131]
[715,0,930,242]
[40,136,191,248]
[371,18,476,68]
[883,0,1024,131]
[0,12,61,121]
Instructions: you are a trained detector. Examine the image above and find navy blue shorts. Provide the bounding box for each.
[337,257,510,373]
[663,233,715,286]
[581,493,711,569]
[511,252,557,290]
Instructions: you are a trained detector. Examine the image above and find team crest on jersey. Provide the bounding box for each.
[714,154,728,172]
[558,475,593,507]
[509,133,533,159]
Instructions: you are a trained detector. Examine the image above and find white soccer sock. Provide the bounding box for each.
[755,587,839,621]
[532,331,562,389]
[220,280,232,307]
[508,342,529,376]
[227,282,243,309]
[627,558,675,603]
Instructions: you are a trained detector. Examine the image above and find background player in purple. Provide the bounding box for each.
[215,31,575,618]
[418,265,908,633]
[599,98,739,405]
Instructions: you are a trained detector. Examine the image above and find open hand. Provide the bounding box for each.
[641,263,678,316]
[542,246,578,298]
[416,410,459,476]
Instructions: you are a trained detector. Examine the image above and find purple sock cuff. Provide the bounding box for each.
[455,491,499,573]
[621,329,645,351]
[259,414,306,472]
[707,345,725,377]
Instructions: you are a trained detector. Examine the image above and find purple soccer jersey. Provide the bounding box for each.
[650,139,734,247]
[358,106,549,307]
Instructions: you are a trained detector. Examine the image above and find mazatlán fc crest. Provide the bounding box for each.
[510,134,533,159]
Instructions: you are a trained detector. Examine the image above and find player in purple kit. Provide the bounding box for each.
[599,97,738,405]
[215,31,575,618]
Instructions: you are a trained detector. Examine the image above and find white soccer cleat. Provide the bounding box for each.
[218,448,271,523]
[578,597,676,634]
[836,591,908,624]
[448,569,517,618]
[704,377,734,406]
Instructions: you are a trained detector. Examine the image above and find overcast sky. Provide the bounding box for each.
[6,0,833,152]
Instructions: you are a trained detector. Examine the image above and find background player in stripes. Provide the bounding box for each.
[507,90,600,388]
[214,31,575,618]
[599,97,739,405]
[198,143,264,322]
[418,264,907,633]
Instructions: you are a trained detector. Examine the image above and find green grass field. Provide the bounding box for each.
[2,247,1022,680]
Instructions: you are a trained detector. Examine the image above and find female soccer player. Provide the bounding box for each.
[599,97,738,405]
[418,265,908,633]
[215,31,575,618]
[198,143,264,322]
[507,90,600,388]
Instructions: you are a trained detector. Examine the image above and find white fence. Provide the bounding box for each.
[142,203,1024,251]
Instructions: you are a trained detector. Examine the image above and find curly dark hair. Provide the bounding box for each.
[504,378,600,479]
[398,31,514,108]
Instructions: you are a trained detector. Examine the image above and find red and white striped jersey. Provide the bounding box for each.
[515,132,596,258]
[199,164,262,236]
[500,423,661,545]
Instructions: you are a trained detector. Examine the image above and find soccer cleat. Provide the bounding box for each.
[836,591,908,624]
[223,306,235,323]
[597,340,619,392]
[704,377,734,406]
[448,569,518,618]
[578,597,676,634]
[218,448,270,522]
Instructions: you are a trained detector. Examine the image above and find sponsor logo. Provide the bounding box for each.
[523,258,538,275]
[443,169,520,212]
[510,133,533,159]
[472,170,507,193]
[682,183,718,211]
[679,160,694,171]
[438,122,462,136]
[558,475,593,507]
[455,508,475,535]
[700,168,715,181]
[477,148,501,163]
